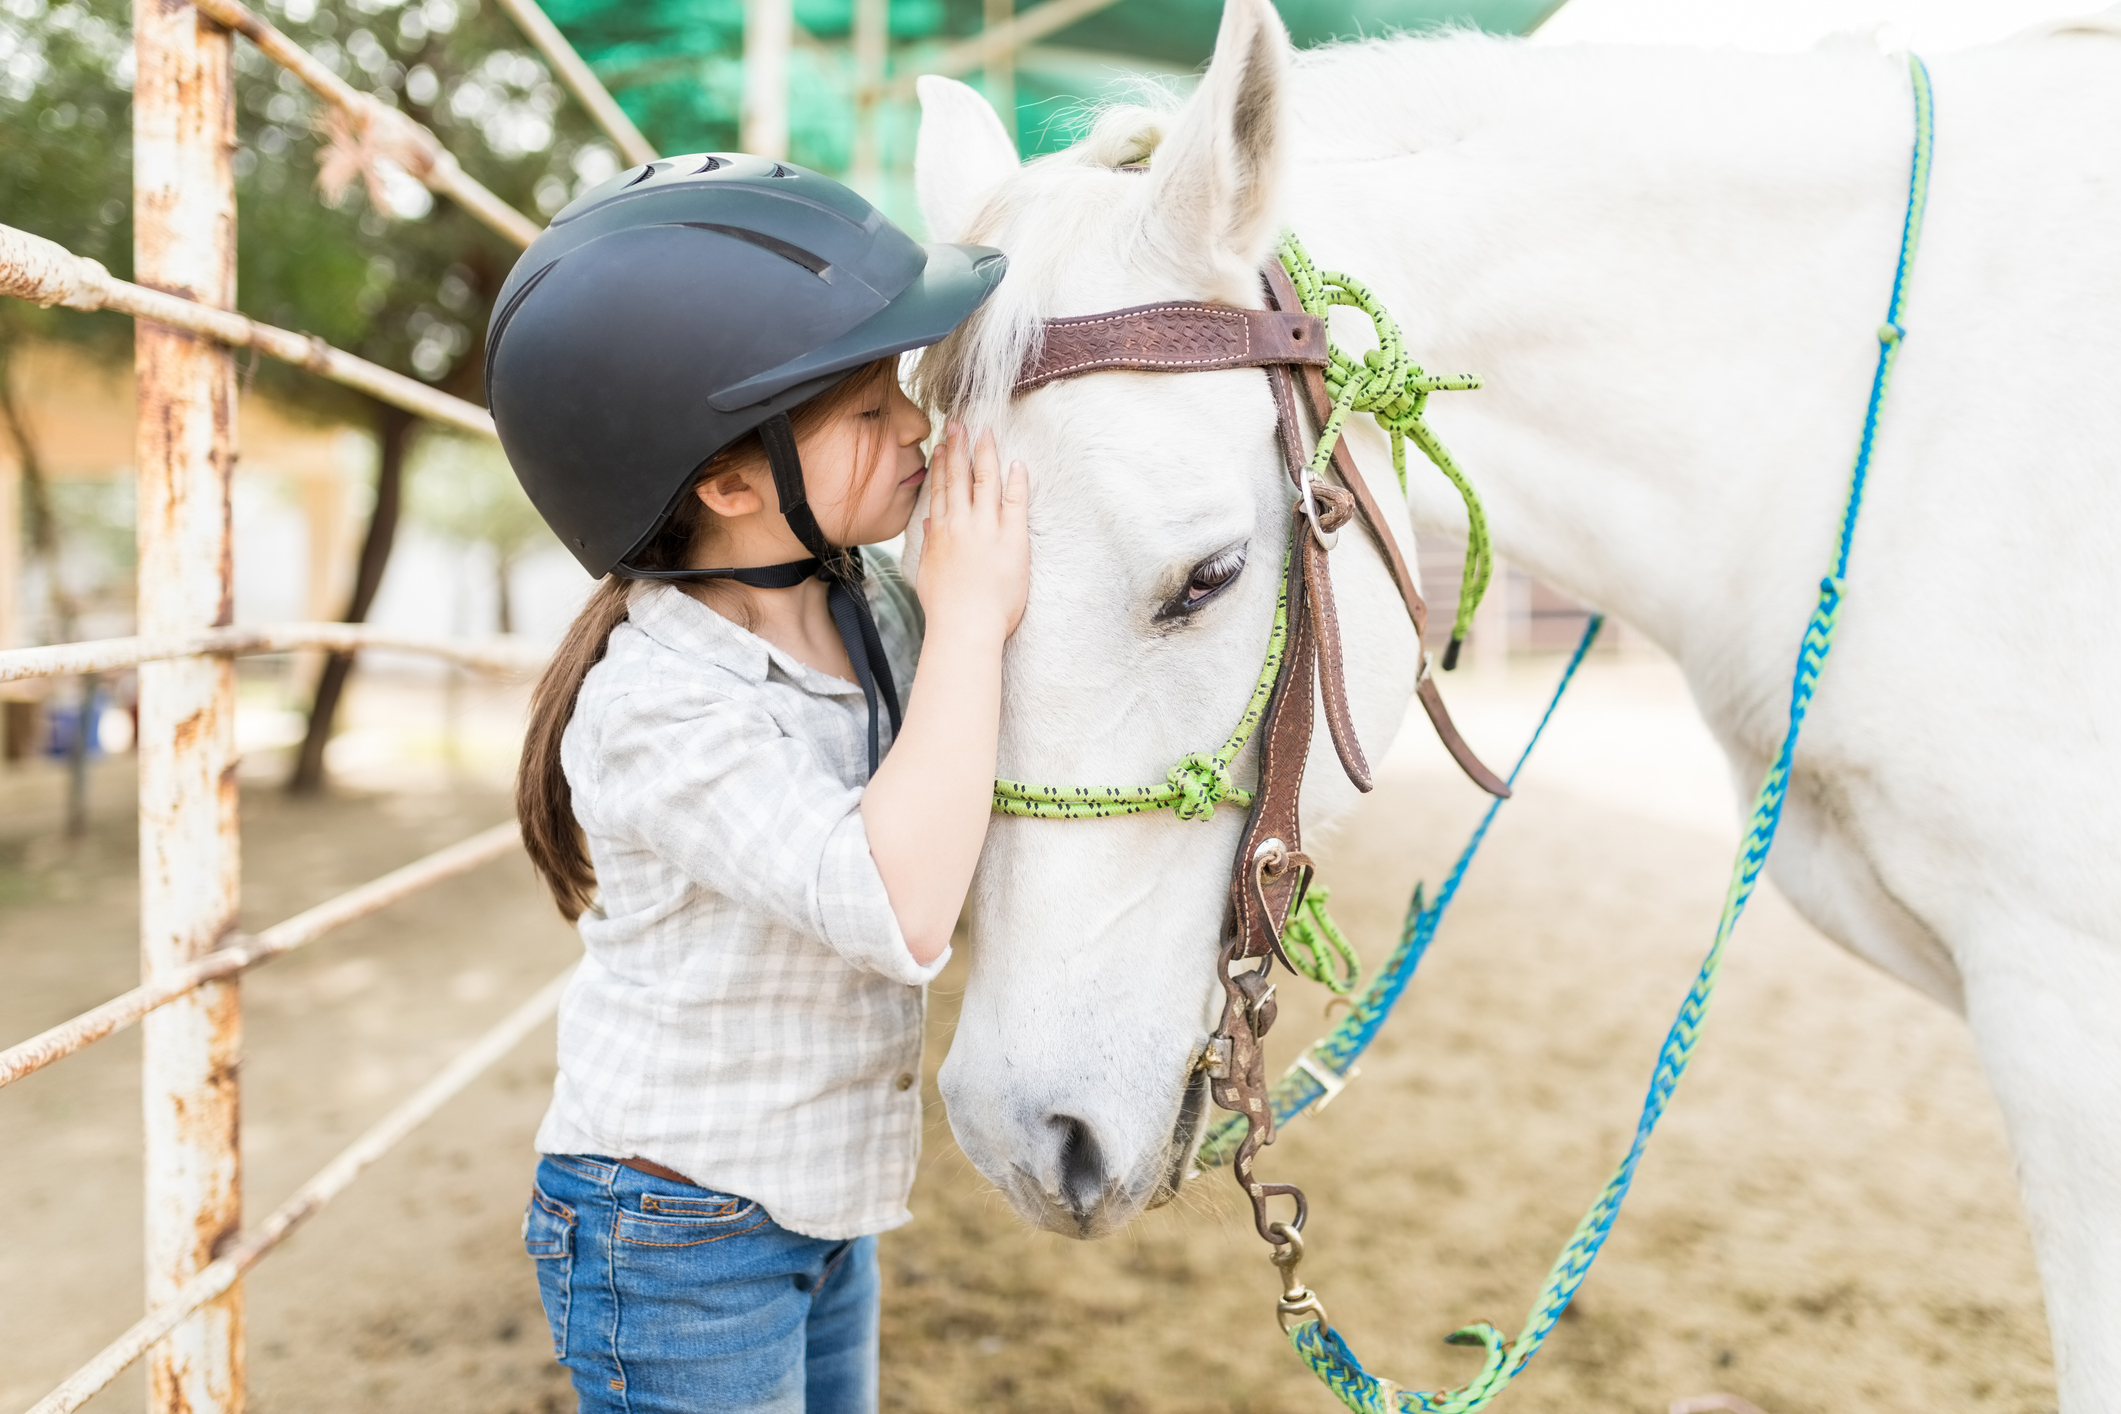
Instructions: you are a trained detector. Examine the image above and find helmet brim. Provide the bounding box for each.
[707,242,1007,412]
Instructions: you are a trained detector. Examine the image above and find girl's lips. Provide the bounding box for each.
[900,466,928,488]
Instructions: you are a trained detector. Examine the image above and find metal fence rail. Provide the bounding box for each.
[25,965,576,1414]
[0,2,626,1408]
[0,621,548,684]
[0,223,499,438]
[0,822,527,1090]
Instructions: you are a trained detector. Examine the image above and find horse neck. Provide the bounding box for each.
[1283,36,1917,684]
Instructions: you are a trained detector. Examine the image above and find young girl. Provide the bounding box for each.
[484,158,1026,1411]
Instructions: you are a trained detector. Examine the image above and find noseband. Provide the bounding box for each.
[993,234,1507,1255]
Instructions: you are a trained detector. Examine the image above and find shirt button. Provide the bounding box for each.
[894,1072,915,1092]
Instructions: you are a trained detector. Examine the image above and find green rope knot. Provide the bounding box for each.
[1280,882,1361,994]
[1278,232,1494,653]
[1166,752,1237,821]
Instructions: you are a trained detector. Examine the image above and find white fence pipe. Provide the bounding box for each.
[0,622,548,684]
[849,0,888,196]
[0,222,499,439]
[132,1,245,1403]
[866,0,1127,102]
[0,823,524,1091]
[23,966,575,1414]
[741,0,792,159]
[192,0,542,248]
[489,0,657,167]
[983,0,1015,143]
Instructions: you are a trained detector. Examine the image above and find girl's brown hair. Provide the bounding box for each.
[519,358,899,920]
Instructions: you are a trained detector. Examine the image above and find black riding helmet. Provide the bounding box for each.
[485,154,1008,771]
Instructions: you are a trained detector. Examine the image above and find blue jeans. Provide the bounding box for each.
[525,1155,879,1413]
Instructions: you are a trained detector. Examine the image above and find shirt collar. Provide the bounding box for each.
[625,582,864,699]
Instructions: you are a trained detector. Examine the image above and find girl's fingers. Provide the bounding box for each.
[969,428,999,514]
[930,422,961,522]
[950,426,982,518]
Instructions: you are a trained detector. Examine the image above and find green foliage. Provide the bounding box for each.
[0,0,135,355]
[227,0,610,416]
[0,0,613,418]
[407,429,550,562]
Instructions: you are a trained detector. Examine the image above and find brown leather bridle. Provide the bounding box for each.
[1011,260,1508,1249]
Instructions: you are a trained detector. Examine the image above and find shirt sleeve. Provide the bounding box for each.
[579,682,948,987]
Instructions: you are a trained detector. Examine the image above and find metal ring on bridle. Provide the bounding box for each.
[1297,473,1339,550]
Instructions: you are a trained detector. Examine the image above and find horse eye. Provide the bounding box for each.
[1162,544,1247,620]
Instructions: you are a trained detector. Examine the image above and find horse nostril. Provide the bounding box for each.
[1049,1114,1106,1218]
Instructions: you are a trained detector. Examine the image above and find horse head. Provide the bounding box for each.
[907,0,1421,1238]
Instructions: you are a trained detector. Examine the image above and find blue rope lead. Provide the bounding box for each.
[1197,614,1604,1167]
[1249,51,1934,1414]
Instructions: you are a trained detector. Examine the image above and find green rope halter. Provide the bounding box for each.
[988,235,1497,827]
[1276,232,1495,663]
[1279,882,1360,995]
[990,553,1290,823]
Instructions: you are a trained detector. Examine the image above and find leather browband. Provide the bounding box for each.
[1007,272,1512,804]
[1014,302,1327,394]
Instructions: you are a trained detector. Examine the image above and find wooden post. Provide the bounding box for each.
[983,0,1015,146]
[0,451,18,653]
[132,0,244,1409]
[741,0,791,160]
[850,0,887,196]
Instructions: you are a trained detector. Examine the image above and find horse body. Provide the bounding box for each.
[913,5,2121,1399]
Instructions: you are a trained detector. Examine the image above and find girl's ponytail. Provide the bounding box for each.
[519,576,632,921]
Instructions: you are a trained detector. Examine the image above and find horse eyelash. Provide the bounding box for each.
[1157,543,1248,621]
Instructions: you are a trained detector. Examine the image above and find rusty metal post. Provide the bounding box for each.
[132,1,244,1411]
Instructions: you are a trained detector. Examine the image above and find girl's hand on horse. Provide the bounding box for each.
[917,422,1030,642]
[863,421,1030,964]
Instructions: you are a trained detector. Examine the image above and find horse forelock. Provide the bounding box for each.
[912,102,1181,424]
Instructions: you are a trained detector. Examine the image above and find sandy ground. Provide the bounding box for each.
[0,652,2054,1413]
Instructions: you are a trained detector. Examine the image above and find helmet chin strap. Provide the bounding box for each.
[617,411,904,776]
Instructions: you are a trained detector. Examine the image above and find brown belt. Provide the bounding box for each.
[619,1156,699,1186]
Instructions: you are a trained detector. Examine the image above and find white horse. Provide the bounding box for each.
[905,0,2121,1402]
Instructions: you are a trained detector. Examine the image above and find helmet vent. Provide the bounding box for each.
[694,156,724,174]
[680,221,830,276]
[624,164,659,188]
[768,163,796,179]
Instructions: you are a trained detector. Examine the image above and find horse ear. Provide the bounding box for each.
[916,76,1020,244]
[1141,0,1291,301]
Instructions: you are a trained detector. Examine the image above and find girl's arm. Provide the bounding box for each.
[861,425,1029,964]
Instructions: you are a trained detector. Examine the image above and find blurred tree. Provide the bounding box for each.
[0,0,605,789]
[407,431,551,634]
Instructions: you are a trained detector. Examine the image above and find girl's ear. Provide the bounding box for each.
[1139,0,1292,303]
[695,466,767,519]
[916,76,1020,244]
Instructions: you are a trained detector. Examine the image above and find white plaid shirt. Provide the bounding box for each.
[535,561,945,1239]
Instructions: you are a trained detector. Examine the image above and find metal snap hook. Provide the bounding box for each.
[1268,1221,1331,1333]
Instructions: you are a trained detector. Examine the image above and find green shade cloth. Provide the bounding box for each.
[544,0,1558,200]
